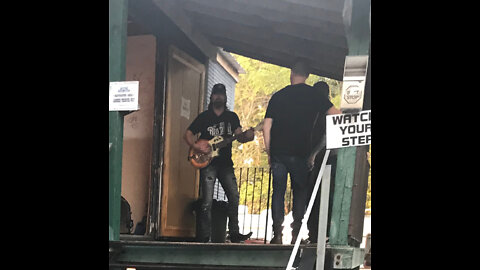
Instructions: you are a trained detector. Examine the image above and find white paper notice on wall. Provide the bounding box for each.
[181,97,191,120]
[109,81,140,111]
[326,110,371,149]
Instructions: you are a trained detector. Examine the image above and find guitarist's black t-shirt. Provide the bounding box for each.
[265,83,333,157]
[188,109,241,166]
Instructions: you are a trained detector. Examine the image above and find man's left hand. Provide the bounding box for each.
[243,128,255,142]
[307,154,315,171]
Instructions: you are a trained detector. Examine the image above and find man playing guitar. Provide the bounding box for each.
[184,83,254,243]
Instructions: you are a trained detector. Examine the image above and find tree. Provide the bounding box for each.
[366,145,371,212]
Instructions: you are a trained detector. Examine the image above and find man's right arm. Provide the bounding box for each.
[308,135,326,170]
[262,118,273,165]
[184,129,197,148]
[184,129,211,154]
[263,94,277,166]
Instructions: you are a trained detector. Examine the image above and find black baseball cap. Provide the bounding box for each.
[211,83,227,96]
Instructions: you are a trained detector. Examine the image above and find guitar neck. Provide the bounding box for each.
[213,121,263,150]
[214,136,237,149]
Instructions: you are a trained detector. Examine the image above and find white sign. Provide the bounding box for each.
[326,110,371,149]
[340,55,368,111]
[109,81,140,111]
[341,79,366,110]
[180,97,191,120]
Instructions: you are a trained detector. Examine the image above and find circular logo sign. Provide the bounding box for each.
[344,85,362,104]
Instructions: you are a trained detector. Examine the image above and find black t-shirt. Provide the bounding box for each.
[188,109,241,166]
[265,83,333,157]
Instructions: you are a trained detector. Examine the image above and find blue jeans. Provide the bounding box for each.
[198,164,240,240]
[271,154,309,235]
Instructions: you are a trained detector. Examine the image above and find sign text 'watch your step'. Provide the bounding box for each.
[326,110,371,149]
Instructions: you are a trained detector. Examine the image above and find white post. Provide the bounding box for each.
[316,165,331,270]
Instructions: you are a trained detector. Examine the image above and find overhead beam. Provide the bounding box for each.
[272,22,347,50]
[210,44,344,80]
[184,0,344,26]
[282,0,345,12]
[207,34,345,77]
[191,16,347,66]
[152,0,218,60]
[182,0,270,29]
[184,5,346,50]
[182,0,347,46]
[220,43,343,80]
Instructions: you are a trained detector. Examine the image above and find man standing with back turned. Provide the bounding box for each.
[263,62,341,244]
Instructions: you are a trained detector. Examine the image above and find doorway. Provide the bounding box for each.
[160,45,205,238]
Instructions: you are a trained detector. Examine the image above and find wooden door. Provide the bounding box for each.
[160,45,205,237]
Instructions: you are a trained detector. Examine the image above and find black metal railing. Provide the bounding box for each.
[232,167,293,243]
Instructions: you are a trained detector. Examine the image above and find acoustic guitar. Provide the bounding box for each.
[188,121,264,169]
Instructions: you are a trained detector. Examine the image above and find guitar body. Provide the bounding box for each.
[188,137,223,169]
[187,120,264,169]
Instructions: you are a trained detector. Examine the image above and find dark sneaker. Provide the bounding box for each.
[270,234,283,244]
[305,237,328,244]
[197,236,210,243]
[305,237,317,244]
[291,234,308,245]
[230,232,253,243]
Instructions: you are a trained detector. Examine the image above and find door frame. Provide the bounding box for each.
[152,44,205,239]
[146,37,169,239]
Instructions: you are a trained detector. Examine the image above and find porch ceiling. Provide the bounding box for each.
[153,0,348,81]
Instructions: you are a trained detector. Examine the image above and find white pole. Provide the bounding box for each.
[285,149,330,270]
[316,165,331,270]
